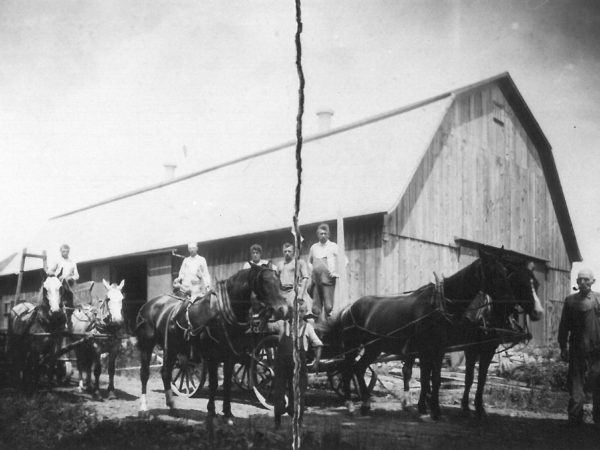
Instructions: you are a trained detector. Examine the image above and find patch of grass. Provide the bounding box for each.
[0,391,99,450]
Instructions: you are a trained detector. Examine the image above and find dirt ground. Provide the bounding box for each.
[46,366,600,450]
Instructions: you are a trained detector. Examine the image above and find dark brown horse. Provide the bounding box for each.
[460,262,543,417]
[8,273,69,390]
[135,264,287,421]
[322,250,515,420]
[401,261,543,418]
[71,279,126,399]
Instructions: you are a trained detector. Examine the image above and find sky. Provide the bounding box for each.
[1,0,599,283]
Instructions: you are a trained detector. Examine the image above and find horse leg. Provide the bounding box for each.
[206,359,219,418]
[341,354,356,415]
[92,347,102,400]
[138,342,153,417]
[417,358,432,416]
[429,353,444,420]
[462,348,478,416]
[356,347,378,415]
[402,355,416,409]
[106,344,118,400]
[161,349,178,413]
[221,358,234,425]
[75,348,85,392]
[474,345,496,418]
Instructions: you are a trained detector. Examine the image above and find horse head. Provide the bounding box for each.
[247,265,288,321]
[477,249,515,304]
[42,274,64,315]
[442,249,514,313]
[505,264,544,322]
[99,279,125,329]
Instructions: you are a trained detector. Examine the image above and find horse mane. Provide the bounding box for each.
[442,259,484,309]
[224,265,263,321]
[317,307,347,350]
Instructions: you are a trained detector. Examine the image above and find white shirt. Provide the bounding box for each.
[309,240,339,277]
[50,257,79,282]
[278,320,323,351]
[178,255,211,292]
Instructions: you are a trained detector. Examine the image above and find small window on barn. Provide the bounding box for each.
[492,100,505,127]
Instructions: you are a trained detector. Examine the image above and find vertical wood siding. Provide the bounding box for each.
[384,83,572,343]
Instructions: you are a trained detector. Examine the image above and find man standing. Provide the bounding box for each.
[173,242,211,297]
[277,242,311,310]
[558,268,600,426]
[308,224,338,319]
[272,301,322,429]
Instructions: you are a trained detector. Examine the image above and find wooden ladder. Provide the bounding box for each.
[15,247,47,302]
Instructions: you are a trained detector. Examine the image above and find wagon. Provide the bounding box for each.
[6,277,124,390]
[169,318,379,409]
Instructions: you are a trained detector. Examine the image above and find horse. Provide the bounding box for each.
[460,262,543,417]
[7,273,69,390]
[71,279,126,400]
[135,264,288,421]
[321,249,516,420]
[401,261,543,418]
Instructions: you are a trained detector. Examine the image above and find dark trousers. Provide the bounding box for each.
[567,352,600,424]
[311,279,336,318]
[273,339,307,422]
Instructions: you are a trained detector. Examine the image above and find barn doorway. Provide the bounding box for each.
[112,257,147,334]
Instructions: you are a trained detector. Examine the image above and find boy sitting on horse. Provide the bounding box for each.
[48,243,79,330]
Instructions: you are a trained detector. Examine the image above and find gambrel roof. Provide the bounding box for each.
[0,72,580,275]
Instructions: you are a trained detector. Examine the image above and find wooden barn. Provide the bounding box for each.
[0,73,580,345]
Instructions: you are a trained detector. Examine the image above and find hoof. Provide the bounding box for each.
[92,391,103,401]
[138,410,150,419]
[107,391,117,400]
[419,414,434,423]
[345,401,355,416]
[223,415,234,426]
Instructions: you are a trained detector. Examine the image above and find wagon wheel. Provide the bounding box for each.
[233,356,252,390]
[250,334,280,410]
[327,365,377,400]
[171,358,206,397]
